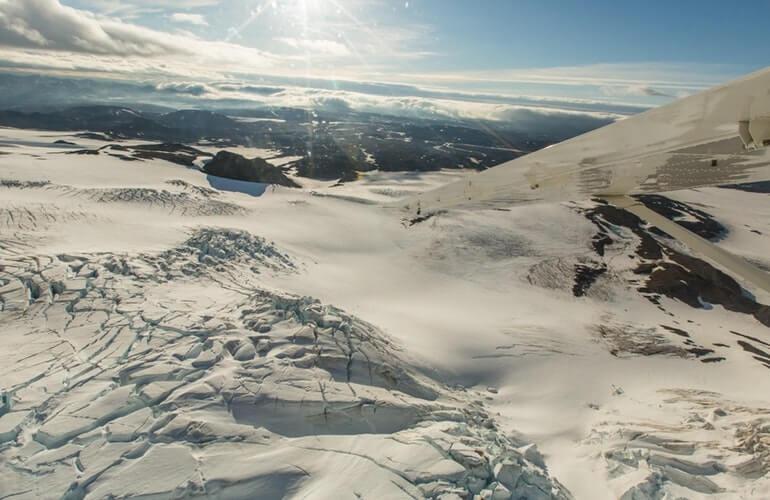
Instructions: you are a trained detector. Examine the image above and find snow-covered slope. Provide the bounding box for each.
[1,128,769,499]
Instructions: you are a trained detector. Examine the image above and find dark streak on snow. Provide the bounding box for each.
[404,210,446,227]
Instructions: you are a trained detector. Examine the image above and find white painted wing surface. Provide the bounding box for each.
[397,66,770,215]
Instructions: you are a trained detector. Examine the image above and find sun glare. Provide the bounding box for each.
[286,0,328,30]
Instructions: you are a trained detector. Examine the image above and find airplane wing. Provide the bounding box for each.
[396,67,770,215]
[395,66,770,296]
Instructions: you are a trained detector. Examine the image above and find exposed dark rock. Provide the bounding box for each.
[731,331,770,348]
[634,262,658,275]
[156,110,238,133]
[736,341,770,362]
[595,324,692,358]
[76,132,113,141]
[131,143,204,154]
[595,321,718,361]
[582,196,770,328]
[687,347,715,357]
[53,140,76,145]
[592,233,613,256]
[660,325,690,338]
[203,151,299,187]
[404,210,446,227]
[585,203,662,259]
[107,153,140,161]
[295,144,361,181]
[0,179,50,188]
[573,262,607,297]
[755,306,770,326]
[641,252,770,327]
[636,194,725,241]
[64,142,210,167]
[722,181,770,193]
[127,143,209,166]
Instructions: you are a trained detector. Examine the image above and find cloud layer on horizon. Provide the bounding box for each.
[0,71,619,140]
[0,0,749,138]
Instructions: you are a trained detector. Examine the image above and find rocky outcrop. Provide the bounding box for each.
[582,200,770,328]
[203,151,299,187]
[65,142,211,166]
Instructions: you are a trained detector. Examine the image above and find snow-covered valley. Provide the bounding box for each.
[2,127,770,499]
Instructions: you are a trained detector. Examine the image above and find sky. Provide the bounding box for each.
[0,0,769,123]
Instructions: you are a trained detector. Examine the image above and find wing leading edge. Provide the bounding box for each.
[396,66,770,216]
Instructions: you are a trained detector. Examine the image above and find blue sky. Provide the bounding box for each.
[1,0,769,121]
[60,0,770,72]
[409,0,770,70]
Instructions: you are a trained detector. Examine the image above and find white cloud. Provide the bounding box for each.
[277,37,350,57]
[0,0,279,78]
[169,12,208,26]
[0,0,193,56]
[115,0,219,5]
[154,80,214,95]
[252,86,622,126]
[76,0,221,16]
[394,62,743,106]
[443,63,736,89]
[0,0,437,83]
[600,84,672,98]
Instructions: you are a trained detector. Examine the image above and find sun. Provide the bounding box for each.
[286,0,329,29]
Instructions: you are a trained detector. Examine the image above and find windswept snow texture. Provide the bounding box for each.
[1,128,770,499]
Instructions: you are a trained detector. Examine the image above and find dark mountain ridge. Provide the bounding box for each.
[0,104,547,181]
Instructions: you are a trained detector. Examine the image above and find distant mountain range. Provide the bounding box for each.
[0,106,239,143]
[0,105,551,181]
